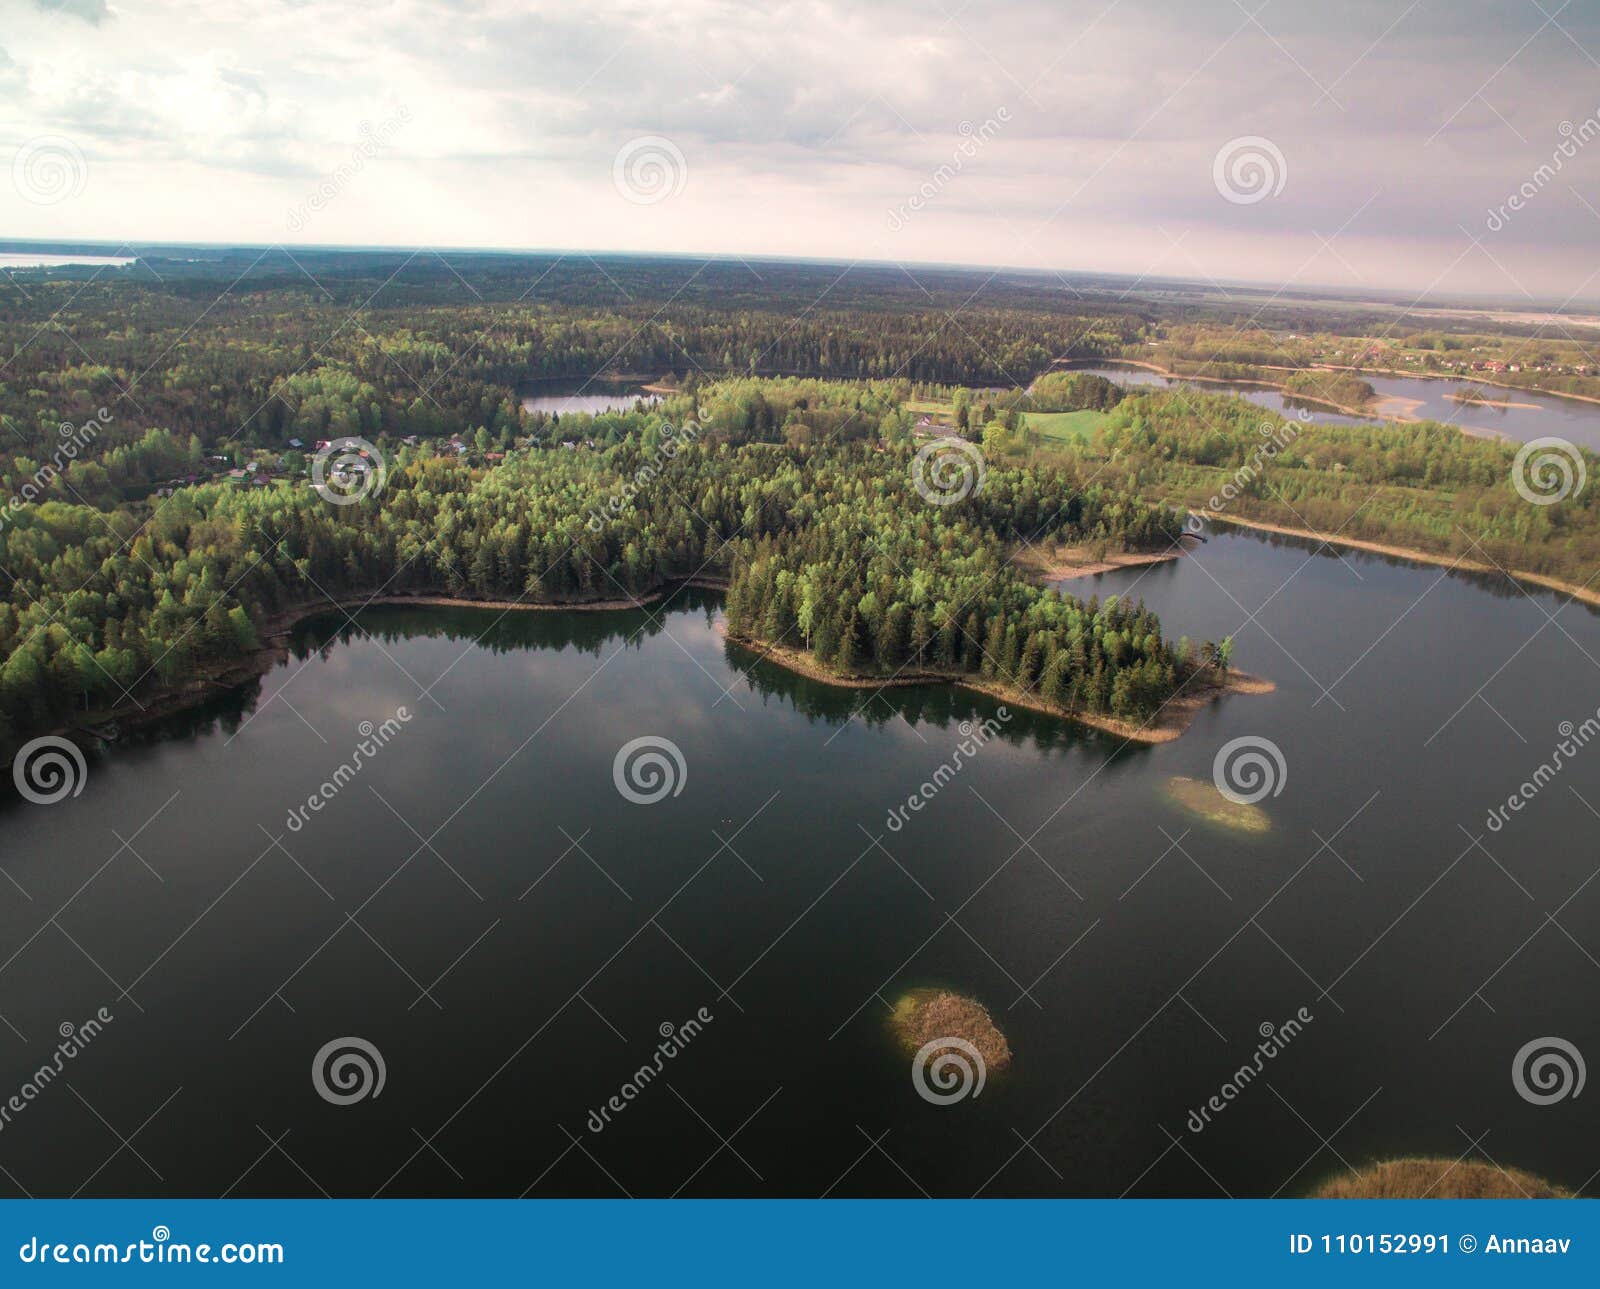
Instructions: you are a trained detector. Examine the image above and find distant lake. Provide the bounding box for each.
[2,531,1595,1197]
[0,254,135,269]
[1073,361,1600,450]
[520,380,659,417]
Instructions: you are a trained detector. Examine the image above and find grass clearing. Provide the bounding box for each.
[1024,408,1111,442]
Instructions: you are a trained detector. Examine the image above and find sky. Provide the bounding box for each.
[3,0,1600,303]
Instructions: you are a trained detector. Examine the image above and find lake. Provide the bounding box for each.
[520,381,659,418]
[0,254,136,270]
[0,530,1596,1197]
[1072,362,1600,450]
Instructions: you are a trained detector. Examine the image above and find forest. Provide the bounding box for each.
[0,373,1195,754]
[2,249,1597,756]
[1030,387,1600,586]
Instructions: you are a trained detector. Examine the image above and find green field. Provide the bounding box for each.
[1023,408,1111,442]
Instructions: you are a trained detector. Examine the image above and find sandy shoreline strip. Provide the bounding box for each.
[1200,512,1600,608]
[1011,536,1197,582]
[1445,391,1541,411]
[717,622,1273,745]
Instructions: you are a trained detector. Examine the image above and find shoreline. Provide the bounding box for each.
[1010,535,1197,582]
[261,580,729,631]
[717,623,1273,745]
[1087,355,1600,420]
[1445,390,1541,411]
[60,579,732,745]
[55,571,1270,751]
[1199,512,1600,608]
[1070,358,1381,420]
[1313,363,1600,410]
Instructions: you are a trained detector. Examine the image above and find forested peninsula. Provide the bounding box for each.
[6,251,1597,757]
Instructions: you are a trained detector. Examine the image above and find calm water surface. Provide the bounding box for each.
[1074,362,1600,449]
[1,532,1596,1197]
[0,254,136,269]
[520,381,659,418]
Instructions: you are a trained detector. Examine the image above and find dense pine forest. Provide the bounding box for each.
[2,248,1597,756]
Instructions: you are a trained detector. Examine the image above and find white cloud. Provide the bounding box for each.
[0,0,1597,299]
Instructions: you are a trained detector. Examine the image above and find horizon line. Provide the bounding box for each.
[5,236,1600,317]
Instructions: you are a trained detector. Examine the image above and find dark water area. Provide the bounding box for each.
[1072,361,1600,449]
[1,535,1596,1198]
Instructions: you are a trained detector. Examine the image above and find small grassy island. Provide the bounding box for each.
[890,989,1013,1074]
[1312,1158,1569,1199]
[1165,775,1273,833]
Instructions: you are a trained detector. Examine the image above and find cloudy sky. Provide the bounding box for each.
[4,0,1600,301]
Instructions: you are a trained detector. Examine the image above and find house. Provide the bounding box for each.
[314,439,331,450]
[228,468,247,480]
[288,438,304,449]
